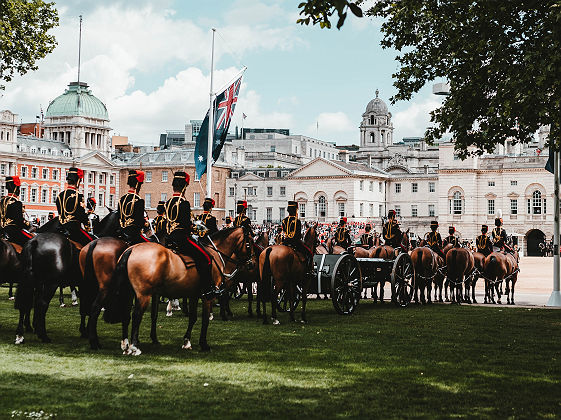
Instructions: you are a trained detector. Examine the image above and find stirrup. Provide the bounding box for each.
[201,288,222,301]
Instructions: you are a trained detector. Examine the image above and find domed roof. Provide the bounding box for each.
[365,89,388,115]
[46,82,109,121]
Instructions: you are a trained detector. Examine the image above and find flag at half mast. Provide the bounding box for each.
[195,73,243,178]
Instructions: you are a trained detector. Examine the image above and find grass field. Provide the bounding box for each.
[0,288,560,419]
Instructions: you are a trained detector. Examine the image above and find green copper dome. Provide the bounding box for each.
[45,82,109,120]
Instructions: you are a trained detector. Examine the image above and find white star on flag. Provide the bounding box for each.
[198,155,204,162]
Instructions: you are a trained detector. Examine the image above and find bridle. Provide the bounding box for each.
[205,226,255,282]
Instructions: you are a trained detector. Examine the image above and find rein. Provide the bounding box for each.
[204,229,254,283]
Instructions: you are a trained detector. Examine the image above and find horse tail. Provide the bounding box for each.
[414,249,425,278]
[103,247,134,324]
[15,239,37,312]
[260,247,273,302]
[80,239,100,317]
[448,248,458,275]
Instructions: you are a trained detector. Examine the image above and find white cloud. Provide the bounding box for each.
[393,96,441,141]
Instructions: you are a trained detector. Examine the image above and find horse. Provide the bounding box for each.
[103,226,254,355]
[0,238,22,301]
[483,251,519,305]
[367,230,410,303]
[469,251,487,304]
[445,247,475,304]
[410,246,443,304]
[15,232,81,344]
[326,237,346,255]
[258,225,317,325]
[434,243,454,302]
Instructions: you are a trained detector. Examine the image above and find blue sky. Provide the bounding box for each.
[1,0,442,145]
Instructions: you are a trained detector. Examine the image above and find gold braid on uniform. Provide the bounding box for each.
[492,227,501,244]
[0,197,13,227]
[165,195,185,233]
[58,190,80,224]
[477,235,488,249]
[285,216,298,239]
[426,232,436,246]
[120,192,139,228]
[336,227,345,242]
[385,221,395,240]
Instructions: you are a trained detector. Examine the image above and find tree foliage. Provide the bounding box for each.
[297,0,363,29]
[297,1,561,156]
[0,0,59,90]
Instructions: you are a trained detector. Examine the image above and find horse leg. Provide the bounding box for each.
[150,294,160,345]
[128,295,150,355]
[301,286,308,324]
[379,280,385,303]
[79,314,88,338]
[15,309,27,344]
[24,309,32,332]
[511,277,516,305]
[496,281,502,304]
[8,281,14,300]
[271,283,280,325]
[71,285,78,306]
[182,298,198,350]
[444,279,450,302]
[88,292,105,350]
[36,283,58,343]
[59,286,65,307]
[199,300,211,352]
[247,281,254,318]
[426,280,432,304]
[471,276,478,304]
[420,280,427,305]
[219,294,228,321]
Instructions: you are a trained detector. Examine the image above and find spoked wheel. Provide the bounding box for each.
[276,285,302,312]
[391,252,415,307]
[331,254,362,315]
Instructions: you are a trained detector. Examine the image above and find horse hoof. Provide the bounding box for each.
[152,339,161,346]
[120,338,130,351]
[300,319,307,324]
[15,335,24,345]
[80,332,88,339]
[166,311,173,317]
[59,303,66,308]
[199,344,211,352]
[40,335,52,343]
[126,345,142,356]
[182,339,192,350]
[9,296,15,301]
[272,318,280,325]
[72,300,78,307]
[209,313,214,321]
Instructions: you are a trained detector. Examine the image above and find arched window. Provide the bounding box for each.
[529,190,545,214]
[449,191,463,214]
[369,115,374,125]
[370,133,374,143]
[316,195,327,218]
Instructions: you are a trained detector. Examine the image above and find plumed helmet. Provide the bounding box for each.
[5,176,21,192]
[203,197,215,211]
[388,209,396,219]
[237,200,247,213]
[67,167,84,184]
[430,220,439,229]
[157,200,165,214]
[365,223,372,232]
[225,216,232,224]
[127,170,145,188]
[287,200,297,215]
[172,171,189,190]
[340,217,347,225]
[481,224,488,233]
[448,226,455,234]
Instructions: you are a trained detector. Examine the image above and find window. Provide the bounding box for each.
[41,189,48,203]
[31,167,38,178]
[110,174,115,185]
[0,164,6,175]
[267,186,273,197]
[369,181,373,192]
[270,146,276,152]
[453,155,459,160]
[21,167,27,178]
[359,203,364,217]
[161,193,167,202]
[429,182,435,193]
[229,187,235,196]
[246,187,257,196]
[229,210,235,218]
[31,188,37,203]
[20,187,27,202]
[109,194,114,208]
[487,199,495,215]
[369,203,374,217]
[280,186,286,197]
[317,196,327,217]
[395,206,401,217]
[281,171,289,177]
[52,169,58,180]
[530,190,543,214]
[257,171,265,177]
[510,199,518,215]
[99,174,104,184]
[379,182,383,192]
[451,191,463,214]
[412,183,418,193]
[145,193,151,208]
[411,205,418,217]
[146,171,152,182]
[88,172,93,184]
[98,193,104,207]
[193,192,200,207]
[338,202,345,217]
[299,203,306,218]
[42,168,48,179]
[395,183,401,193]
[279,207,285,220]
[162,171,168,182]
[488,181,495,187]
[266,207,272,222]
[429,204,435,217]
[52,189,58,203]
[511,180,517,186]
[359,180,364,191]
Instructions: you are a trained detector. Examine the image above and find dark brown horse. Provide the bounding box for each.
[483,251,519,305]
[326,236,346,255]
[411,246,443,304]
[259,225,317,325]
[0,239,22,301]
[434,243,454,302]
[446,247,475,304]
[103,226,253,355]
[469,251,486,304]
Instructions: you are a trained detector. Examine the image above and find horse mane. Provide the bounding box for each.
[199,226,240,245]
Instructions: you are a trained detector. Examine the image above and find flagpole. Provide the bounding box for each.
[548,148,561,306]
[206,28,216,200]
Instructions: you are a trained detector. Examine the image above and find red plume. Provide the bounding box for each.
[12,176,21,187]
[76,169,84,179]
[136,170,145,183]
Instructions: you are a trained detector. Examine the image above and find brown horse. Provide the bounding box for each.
[446,247,475,304]
[103,226,253,355]
[79,237,129,349]
[259,225,317,325]
[469,251,486,304]
[411,246,443,304]
[326,236,346,255]
[435,243,454,302]
[367,230,410,303]
[483,251,519,305]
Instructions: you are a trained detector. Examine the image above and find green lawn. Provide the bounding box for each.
[0,287,559,419]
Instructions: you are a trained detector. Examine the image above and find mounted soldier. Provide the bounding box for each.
[56,167,94,246]
[382,209,403,249]
[424,220,444,258]
[491,209,513,253]
[86,197,100,235]
[443,225,460,247]
[196,197,218,237]
[360,223,374,248]
[233,200,252,234]
[164,171,218,300]
[0,176,33,246]
[117,169,151,244]
[224,216,232,229]
[334,217,351,249]
[476,224,493,256]
[281,200,313,272]
[153,200,168,241]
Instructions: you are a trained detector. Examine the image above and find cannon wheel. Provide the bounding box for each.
[331,254,362,315]
[276,284,302,312]
[391,252,415,307]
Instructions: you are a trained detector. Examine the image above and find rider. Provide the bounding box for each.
[476,224,493,256]
[424,220,444,258]
[165,171,218,300]
[196,197,218,237]
[153,201,168,241]
[334,217,352,249]
[0,176,33,246]
[281,200,313,272]
[360,223,374,248]
[86,197,100,234]
[233,200,252,229]
[274,225,283,244]
[491,210,512,253]
[118,169,151,244]
[224,216,232,229]
[56,167,93,246]
[443,225,460,247]
[382,210,403,250]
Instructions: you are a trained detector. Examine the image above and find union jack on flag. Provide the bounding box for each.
[215,76,242,130]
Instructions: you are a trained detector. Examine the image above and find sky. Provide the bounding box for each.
[1,0,444,146]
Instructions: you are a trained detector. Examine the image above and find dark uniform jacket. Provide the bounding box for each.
[425,231,443,250]
[281,215,302,242]
[197,212,218,237]
[383,220,402,248]
[234,213,251,229]
[0,195,27,230]
[165,195,192,235]
[360,233,374,248]
[491,227,510,251]
[56,188,89,228]
[153,214,168,239]
[443,234,459,247]
[118,192,146,234]
[476,233,493,256]
[334,226,351,249]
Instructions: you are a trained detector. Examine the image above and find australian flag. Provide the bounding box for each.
[195,74,243,178]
